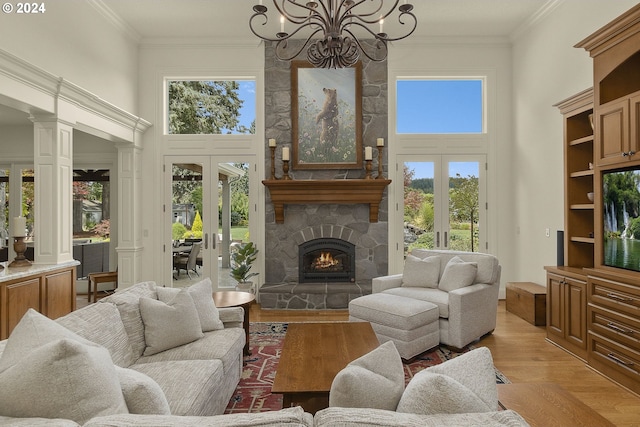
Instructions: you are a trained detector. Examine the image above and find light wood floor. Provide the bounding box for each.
[250,301,640,427]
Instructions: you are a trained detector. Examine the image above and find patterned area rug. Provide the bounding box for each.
[224,322,509,414]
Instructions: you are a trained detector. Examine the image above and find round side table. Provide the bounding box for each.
[212,290,255,355]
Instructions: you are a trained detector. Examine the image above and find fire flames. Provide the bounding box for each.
[312,251,341,270]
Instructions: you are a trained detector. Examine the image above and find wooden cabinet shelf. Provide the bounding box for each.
[263,179,391,224]
[569,135,594,146]
[570,169,594,178]
[570,203,594,210]
[570,237,594,244]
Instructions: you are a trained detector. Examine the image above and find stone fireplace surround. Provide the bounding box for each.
[260,40,389,309]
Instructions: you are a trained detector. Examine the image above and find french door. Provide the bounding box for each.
[164,156,251,289]
[395,155,486,257]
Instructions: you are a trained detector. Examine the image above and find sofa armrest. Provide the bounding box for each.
[446,283,500,347]
[218,306,244,329]
[372,274,403,293]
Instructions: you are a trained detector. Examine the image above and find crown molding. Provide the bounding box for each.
[510,0,564,41]
[87,0,142,43]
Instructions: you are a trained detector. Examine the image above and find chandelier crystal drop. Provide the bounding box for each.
[249,0,417,68]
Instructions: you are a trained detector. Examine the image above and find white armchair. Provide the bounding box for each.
[372,249,501,350]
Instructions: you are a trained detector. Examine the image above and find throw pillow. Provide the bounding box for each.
[157,277,224,332]
[0,338,128,424]
[396,371,491,414]
[402,255,440,288]
[115,366,171,415]
[0,309,100,373]
[396,346,499,414]
[139,288,204,356]
[438,256,478,292]
[329,341,405,411]
[426,346,499,410]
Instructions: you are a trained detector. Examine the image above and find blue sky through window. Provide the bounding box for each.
[396,80,483,134]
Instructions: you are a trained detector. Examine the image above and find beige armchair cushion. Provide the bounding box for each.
[437,256,477,292]
[402,255,440,288]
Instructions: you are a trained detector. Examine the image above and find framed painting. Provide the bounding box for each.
[291,61,362,170]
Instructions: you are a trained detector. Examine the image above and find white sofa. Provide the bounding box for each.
[372,249,501,349]
[0,279,246,424]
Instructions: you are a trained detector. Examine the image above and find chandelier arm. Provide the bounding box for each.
[273,28,325,61]
[273,0,326,24]
[342,30,388,63]
[344,0,394,23]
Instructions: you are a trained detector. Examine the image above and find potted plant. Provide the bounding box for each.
[230,241,259,293]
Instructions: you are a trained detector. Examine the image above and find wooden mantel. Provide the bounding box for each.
[263,179,392,224]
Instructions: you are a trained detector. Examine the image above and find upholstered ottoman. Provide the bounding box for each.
[349,293,439,360]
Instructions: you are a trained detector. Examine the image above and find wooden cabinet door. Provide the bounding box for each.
[1,278,41,339]
[564,277,587,350]
[630,93,640,157]
[596,98,629,166]
[547,274,564,339]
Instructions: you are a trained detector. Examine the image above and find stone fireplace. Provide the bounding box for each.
[299,238,356,283]
[260,40,389,309]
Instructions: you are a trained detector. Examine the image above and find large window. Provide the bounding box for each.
[396,79,483,134]
[166,80,256,135]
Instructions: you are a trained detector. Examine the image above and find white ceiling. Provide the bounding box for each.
[0,0,553,126]
[102,0,551,41]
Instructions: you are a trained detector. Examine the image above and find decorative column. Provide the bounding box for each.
[31,117,74,264]
[115,143,143,287]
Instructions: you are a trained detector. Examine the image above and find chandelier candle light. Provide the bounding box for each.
[250,0,417,68]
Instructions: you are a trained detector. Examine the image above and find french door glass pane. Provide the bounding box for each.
[171,163,204,286]
[448,162,480,252]
[404,162,435,253]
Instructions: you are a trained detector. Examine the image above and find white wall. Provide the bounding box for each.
[511,0,639,285]
[136,42,264,285]
[388,40,514,291]
[0,0,139,113]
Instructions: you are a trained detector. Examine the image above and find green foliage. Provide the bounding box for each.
[296,94,356,164]
[172,222,187,240]
[449,174,479,251]
[230,242,259,283]
[629,217,640,239]
[192,211,203,233]
[410,178,434,193]
[415,200,434,232]
[168,81,250,135]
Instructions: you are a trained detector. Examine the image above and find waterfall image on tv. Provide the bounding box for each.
[603,168,640,272]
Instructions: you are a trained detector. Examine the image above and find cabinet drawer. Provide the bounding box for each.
[589,333,640,383]
[588,276,640,316]
[589,304,640,351]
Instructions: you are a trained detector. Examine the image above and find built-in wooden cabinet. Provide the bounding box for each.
[554,89,594,269]
[545,267,588,361]
[0,262,77,339]
[595,92,640,166]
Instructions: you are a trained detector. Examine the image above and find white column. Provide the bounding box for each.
[221,177,231,268]
[115,143,143,287]
[32,117,74,264]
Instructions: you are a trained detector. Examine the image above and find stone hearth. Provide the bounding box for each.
[258,282,371,310]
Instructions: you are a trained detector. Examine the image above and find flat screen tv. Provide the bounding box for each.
[603,167,640,272]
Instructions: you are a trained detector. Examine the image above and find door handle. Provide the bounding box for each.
[444,231,448,248]
[204,233,208,250]
[436,231,440,247]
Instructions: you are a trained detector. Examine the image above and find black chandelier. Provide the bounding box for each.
[249,0,417,68]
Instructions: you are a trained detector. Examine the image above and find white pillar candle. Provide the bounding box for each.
[282,147,290,161]
[377,138,384,147]
[379,18,384,33]
[269,138,276,147]
[365,146,373,160]
[280,15,285,32]
[13,217,26,237]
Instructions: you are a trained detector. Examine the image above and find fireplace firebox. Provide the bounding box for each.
[299,238,356,283]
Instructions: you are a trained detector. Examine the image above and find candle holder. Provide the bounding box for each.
[269,146,277,180]
[282,159,292,180]
[376,146,385,179]
[365,159,373,179]
[9,236,31,268]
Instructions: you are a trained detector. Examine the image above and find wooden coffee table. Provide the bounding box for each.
[212,291,255,355]
[271,322,379,414]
